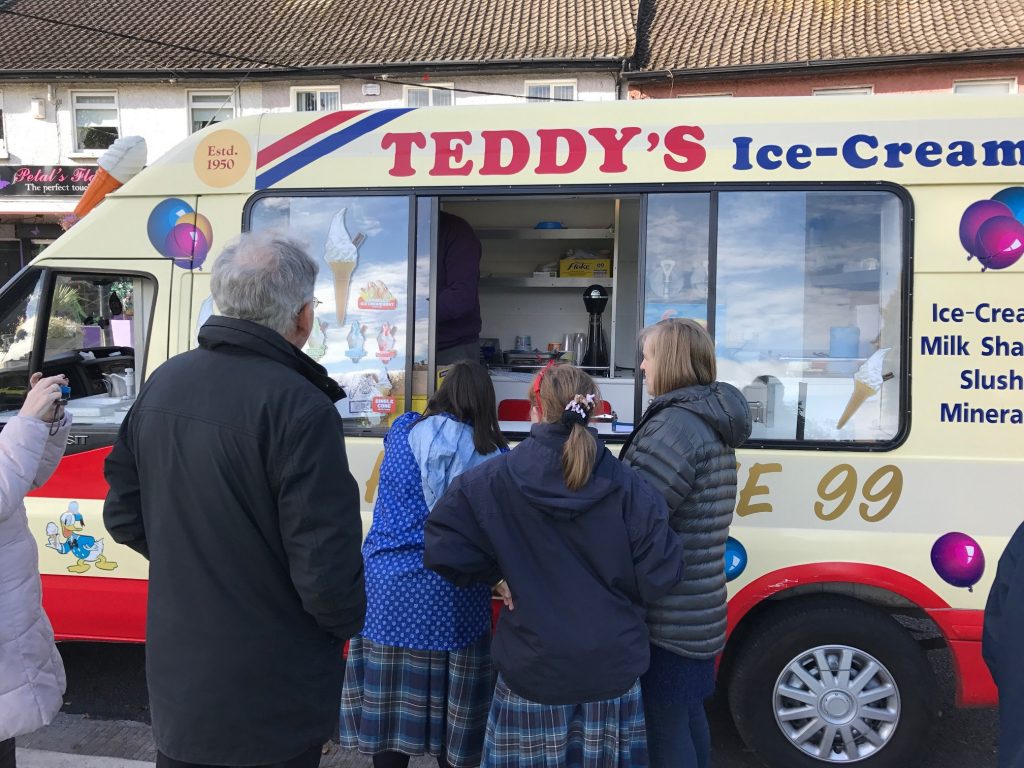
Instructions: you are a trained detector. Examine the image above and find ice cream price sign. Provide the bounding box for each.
[0,166,96,195]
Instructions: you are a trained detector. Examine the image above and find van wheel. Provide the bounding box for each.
[728,598,936,767]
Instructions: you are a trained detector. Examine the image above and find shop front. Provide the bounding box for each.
[0,165,96,285]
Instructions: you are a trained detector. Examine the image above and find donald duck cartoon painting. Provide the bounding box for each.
[45,501,118,573]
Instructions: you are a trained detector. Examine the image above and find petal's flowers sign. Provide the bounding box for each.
[0,165,97,195]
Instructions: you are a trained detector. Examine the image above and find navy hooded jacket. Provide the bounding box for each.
[984,521,1024,768]
[423,423,684,705]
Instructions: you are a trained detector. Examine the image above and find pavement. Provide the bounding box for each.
[13,639,999,767]
[16,747,153,768]
[16,713,438,768]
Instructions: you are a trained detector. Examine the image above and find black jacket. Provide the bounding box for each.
[423,423,683,705]
[620,382,751,659]
[103,317,365,765]
[984,521,1024,768]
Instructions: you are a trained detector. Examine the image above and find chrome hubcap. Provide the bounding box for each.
[773,645,900,762]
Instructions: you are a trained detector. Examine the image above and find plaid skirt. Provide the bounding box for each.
[483,676,648,768]
[339,634,493,768]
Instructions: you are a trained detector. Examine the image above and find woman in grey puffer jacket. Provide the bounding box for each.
[621,318,751,768]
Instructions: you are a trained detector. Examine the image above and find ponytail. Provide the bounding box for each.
[562,421,597,491]
[529,364,601,490]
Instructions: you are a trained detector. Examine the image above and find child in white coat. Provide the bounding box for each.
[0,373,72,768]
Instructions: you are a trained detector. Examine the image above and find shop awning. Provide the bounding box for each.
[0,199,76,215]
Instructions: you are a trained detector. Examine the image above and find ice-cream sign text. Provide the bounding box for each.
[381,126,707,177]
[379,127,1023,177]
[734,135,1024,171]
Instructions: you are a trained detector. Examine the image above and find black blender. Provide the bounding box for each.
[581,284,609,374]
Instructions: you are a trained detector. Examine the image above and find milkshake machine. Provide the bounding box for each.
[581,284,609,374]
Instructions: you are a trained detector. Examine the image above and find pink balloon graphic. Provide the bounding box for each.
[931,532,985,590]
[164,221,212,268]
[959,200,1013,256]
[974,216,1024,270]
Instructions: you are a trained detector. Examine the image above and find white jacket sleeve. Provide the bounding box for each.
[0,415,50,524]
[32,412,71,490]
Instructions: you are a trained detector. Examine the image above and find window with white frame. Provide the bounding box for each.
[189,91,235,133]
[812,86,874,96]
[71,91,120,152]
[403,84,454,107]
[525,80,576,102]
[292,86,341,112]
[953,78,1017,95]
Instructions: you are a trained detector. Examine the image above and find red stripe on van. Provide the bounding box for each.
[28,446,113,500]
[257,110,368,169]
[44,574,147,642]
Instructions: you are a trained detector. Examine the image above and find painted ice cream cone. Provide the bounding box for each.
[837,347,891,429]
[324,208,365,324]
[330,261,357,323]
[836,379,877,429]
[61,136,147,230]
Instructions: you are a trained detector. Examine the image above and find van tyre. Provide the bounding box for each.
[728,597,936,767]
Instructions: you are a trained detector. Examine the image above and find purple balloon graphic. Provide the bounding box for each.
[931,532,985,590]
[959,200,1013,255]
[993,187,1024,222]
[974,216,1024,270]
[165,223,211,268]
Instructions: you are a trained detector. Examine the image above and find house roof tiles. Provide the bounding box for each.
[636,0,1024,73]
[0,0,639,73]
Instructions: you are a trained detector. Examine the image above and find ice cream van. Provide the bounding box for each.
[8,96,1023,767]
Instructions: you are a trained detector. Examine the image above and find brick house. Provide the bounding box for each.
[627,0,1024,98]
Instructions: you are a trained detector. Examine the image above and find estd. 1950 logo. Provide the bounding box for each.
[959,186,1024,271]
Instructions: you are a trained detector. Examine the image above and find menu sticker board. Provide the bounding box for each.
[250,196,411,427]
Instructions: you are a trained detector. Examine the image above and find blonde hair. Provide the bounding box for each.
[640,318,716,397]
[528,364,600,491]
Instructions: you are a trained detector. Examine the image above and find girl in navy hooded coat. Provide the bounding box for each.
[424,363,684,768]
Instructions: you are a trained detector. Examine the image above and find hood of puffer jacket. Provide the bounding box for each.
[646,382,751,448]
[506,422,622,521]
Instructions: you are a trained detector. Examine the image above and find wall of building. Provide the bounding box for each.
[628,60,1024,98]
[0,71,617,167]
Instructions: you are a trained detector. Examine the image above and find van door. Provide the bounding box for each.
[0,259,175,456]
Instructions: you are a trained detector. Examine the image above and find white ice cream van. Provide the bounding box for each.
[6,96,1023,768]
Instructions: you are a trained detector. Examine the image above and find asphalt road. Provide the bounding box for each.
[56,640,999,767]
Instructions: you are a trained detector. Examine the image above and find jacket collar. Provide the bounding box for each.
[528,422,602,451]
[198,316,346,403]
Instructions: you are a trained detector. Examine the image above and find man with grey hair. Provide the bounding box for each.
[104,231,365,768]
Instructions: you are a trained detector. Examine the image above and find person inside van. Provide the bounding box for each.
[340,361,508,768]
[423,363,684,768]
[435,211,482,365]
[620,318,752,768]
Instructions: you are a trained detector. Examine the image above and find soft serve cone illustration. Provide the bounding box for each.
[837,347,890,429]
[324,207,366,324]
[61,136,147,229]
